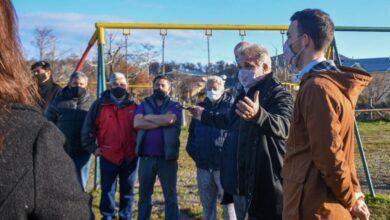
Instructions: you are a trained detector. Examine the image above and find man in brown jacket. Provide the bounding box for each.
[282,9,372,220]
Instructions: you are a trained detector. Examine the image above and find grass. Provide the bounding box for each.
[88,126,205,220]
[356,121,390,194]
[356,121,390,219]
[88,121,390,219]
[364,194,390,219]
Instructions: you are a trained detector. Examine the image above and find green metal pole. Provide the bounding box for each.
[354,119,376,197]
[331,39,342,66]
[94,28,106,191]
[332,38,376,197]
[97,44,106,95]
[334,26,390,32]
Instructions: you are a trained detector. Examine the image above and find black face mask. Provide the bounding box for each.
[70,86,87,98]
[111,87,127,99]
[35,74,48,86]
[153,89,167,100]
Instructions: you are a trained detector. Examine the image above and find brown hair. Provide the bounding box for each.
[290,9,334,51]
[0,0,39,105]
[0,0,39,151]
[152,74,172,84]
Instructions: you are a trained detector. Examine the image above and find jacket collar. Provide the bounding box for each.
[200,92,231,109]
[61,86,91,102]
[247,72,274,94]
[7,103,42,114]
[100,90,134,107]
[145,95,171,110]
[301,65,372,108]
[38,79,56,95]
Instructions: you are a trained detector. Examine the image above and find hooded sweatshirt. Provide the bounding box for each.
[282,64,372,220]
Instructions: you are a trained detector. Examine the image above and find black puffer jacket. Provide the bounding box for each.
[0,104,93,219]
[186,92,234,170]
[46,86,95,157]
[201,73,293,218]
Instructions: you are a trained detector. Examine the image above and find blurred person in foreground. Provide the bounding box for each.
[0,0,93,219]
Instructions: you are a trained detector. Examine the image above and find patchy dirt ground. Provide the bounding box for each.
[355,121,390,194]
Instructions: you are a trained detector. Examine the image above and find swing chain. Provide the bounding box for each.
[205,29,212,74]
[160,29,167,74]
[122,29,131,78]
[239,29,246,41]
[280,30,286,44]
[160,29,167,38]
[205,29,212,37]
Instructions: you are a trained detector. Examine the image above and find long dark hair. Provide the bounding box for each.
[0,0,39,151]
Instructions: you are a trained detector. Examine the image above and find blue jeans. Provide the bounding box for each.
[100,157,138,220]
[137,157,179,220]
[72,152,91,192]
[233,195,250,220]
[197,169,236,220]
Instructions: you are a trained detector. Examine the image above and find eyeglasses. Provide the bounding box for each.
[32,70,46,75]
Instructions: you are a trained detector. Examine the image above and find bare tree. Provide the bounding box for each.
[105,32,127,75]
[31,27,55,60]
[364,73,390,104]
[128,43,159,76]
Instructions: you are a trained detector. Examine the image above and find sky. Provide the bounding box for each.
[13,0,390,64]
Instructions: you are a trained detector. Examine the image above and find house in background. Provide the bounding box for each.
[341,56,390,106]
[341,56,390,73]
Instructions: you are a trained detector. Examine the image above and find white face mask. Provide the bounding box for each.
[238,69,260,89]
[207,90,223,102]
[283,36,305,73]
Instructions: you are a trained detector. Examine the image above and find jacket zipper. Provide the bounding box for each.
[114,105,125,161]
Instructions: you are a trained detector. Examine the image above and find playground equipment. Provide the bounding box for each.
[160,29,167,74]
[76,23,390,195]
[205,29,212,74]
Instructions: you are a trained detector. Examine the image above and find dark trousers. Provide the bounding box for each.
[71,152,91,192]
[100,157,138,220]
[137,157,179,220]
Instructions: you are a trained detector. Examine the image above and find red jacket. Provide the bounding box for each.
[82,91,137,165]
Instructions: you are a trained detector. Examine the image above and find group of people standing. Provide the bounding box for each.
[186,8,371,220]
[0,1,372,219]
[32,64,183,220]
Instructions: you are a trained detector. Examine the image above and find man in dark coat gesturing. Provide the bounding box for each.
[190,43,293,220]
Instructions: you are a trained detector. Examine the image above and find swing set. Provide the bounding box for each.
[75,22,390,195]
